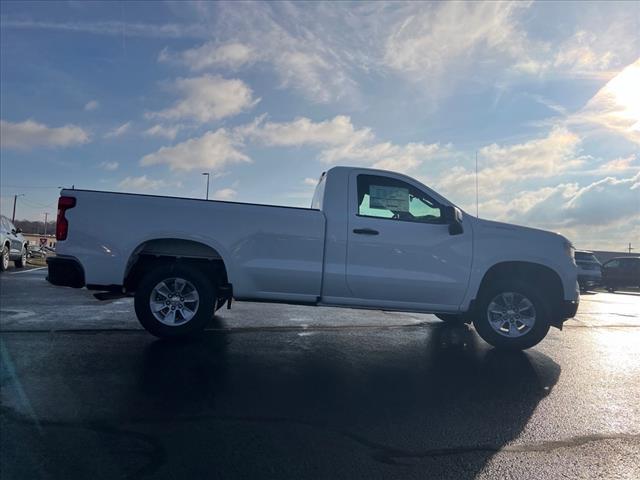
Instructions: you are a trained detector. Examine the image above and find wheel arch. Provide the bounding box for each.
[476,261,565,314]
[123,238,231,296]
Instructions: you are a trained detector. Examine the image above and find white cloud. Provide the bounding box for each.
[118,175,168,191]
[99,161,119,171]
[104,122,131,139]
[435,127,586,199]
[166,2,635,105]
[179,42,255,70]
[553,31,615,73]
[549,18,640,78]
[143,124,182,140]
[147,75,259,123]
[563,173,640,226]
[213,188,237,200]
[502,172,640,230]
[274,50,355,104]
[479,127,585,178]
[183,2,360,103]
[237,114,447,173]
[84,100,99,111]
[140,128,250,171]
[384,3,538,80]
[0,119,90,150]
[239,115,372,147]
[381,2,638,91]
[303,177,318,186]
[321,140,445,172]
[598,155,639,173]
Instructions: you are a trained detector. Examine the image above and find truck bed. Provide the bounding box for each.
[57,189,327,302]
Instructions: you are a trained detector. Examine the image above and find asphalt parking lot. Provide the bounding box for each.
[1,266,639,480]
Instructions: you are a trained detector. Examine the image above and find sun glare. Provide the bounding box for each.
[600,60,640,131]
[580,59,640,139]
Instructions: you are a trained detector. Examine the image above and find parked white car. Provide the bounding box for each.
[0,215,28,271]
[47,167,579,349]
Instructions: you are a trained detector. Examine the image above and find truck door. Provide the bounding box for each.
[345,172,472,310]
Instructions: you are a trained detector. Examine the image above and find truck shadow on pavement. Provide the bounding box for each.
[125,321,560,479]
[1,320,560,480]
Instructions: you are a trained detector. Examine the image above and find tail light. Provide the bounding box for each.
[56,196,76,240]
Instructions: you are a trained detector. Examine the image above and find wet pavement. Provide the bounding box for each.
[1,267,639,479]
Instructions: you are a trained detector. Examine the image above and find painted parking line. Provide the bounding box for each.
[8,267,47,275]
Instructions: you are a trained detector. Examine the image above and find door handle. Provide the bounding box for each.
[353,228,379,235]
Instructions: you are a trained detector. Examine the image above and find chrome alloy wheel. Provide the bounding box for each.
[149,277,200,326]
[1,248,8,270]
[487,291,536,338]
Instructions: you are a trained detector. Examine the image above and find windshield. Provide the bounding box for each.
[575,252,598,262]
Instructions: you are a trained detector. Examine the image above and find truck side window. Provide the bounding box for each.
[357,175,442,224]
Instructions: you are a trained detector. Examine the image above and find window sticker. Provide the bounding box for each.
[369,185,409,212]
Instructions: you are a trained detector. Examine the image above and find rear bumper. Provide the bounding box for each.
[46,256,85,288]
[561,299,579,319]
[578,273,601,287]
[550,298,579,330]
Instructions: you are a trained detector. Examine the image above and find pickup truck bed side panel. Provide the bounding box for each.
[57,190,326,301]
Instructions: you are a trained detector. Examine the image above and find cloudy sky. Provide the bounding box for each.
[1,1,638,250]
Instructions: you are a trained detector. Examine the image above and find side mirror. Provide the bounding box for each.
[443,206,464,236]
[15,228,22,234]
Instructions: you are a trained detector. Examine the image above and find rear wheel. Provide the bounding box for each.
[15,247,27,268]
[473,281,550,350]
[134,264,216,339]
[0,245,9,271]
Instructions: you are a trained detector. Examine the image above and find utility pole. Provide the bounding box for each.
[43,213,49,236]
[629,243,634,254]
[11,194,25,223]
[202,172,210,200]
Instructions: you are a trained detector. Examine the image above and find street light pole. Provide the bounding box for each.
[202,172,210,200]
[43,213,49,236]
[11,194,25,223]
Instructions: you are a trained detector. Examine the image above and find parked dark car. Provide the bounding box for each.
[602,257,640,292]
[574,250,601,292]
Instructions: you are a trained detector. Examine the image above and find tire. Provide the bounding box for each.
[14,247,27,268]
[473,280,551,350]
[134,263,216,339]
[435,313,471,324]
[0,244,9,272]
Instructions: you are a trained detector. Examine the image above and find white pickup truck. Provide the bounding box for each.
[47,166,578,349]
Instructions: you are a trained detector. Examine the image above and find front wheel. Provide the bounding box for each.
[473,281,550,350]
[134,264,216,339]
